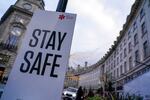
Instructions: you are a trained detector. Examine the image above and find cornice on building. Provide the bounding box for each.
[0,5,33,25]
[15,0,45,8]
[25,0,45,9]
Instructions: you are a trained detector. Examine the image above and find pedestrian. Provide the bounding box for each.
[87,88,94,97]
[75,86,84,100]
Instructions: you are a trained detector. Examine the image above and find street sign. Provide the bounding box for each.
[1,10,76,100]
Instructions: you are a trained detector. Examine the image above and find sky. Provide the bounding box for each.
[0,0,135,66]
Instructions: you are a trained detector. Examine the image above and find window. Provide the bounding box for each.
[120,65,123,75]
[114,70,116,78]
[116,48,119,54]
[11,26,23,36]
[128,42,132,53]
[135,50,140,65]
[5,25,23,48]
[117,57,119,65]
[124,48,127,58]
[134,34,138,46]
[117,68,119,77]
[120,53,122,62]
[143,41,149,58]
[114,60,116,68]
[120,44,122,51]
[111,63,113,69]
[129,56,133,69]
[128,30,131,39]
[108,59,110,64]
[23,3,32,10]
[15,16,25,24]
[141,22,147,35]
[111,56,113,61]
[133,21,137,32]
[140,8,145,20]
[114,52,116,58]
[110,72,112,79]
[124,61,127,73]
[123,38,126,45]
[6,34,19,47]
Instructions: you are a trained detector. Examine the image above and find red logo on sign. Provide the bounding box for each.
[59,14,65,20]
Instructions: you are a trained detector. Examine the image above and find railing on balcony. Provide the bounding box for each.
[0,42,18,52]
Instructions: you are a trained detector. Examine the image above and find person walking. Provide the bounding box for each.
[75,86,84,100]
[87,88,94,97]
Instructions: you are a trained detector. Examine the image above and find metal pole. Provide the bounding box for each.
[56,0,68,12]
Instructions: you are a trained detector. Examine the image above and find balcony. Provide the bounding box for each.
[0,42,18,52]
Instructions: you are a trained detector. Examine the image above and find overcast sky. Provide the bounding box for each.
[0,0,135,57]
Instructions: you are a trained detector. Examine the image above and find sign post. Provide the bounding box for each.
[1,10,76,100]
[56,0,68,12]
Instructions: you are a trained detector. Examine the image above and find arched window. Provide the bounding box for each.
[6,26,23,47]
[11,26,22,36]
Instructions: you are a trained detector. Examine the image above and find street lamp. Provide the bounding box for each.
[56,0,68,12]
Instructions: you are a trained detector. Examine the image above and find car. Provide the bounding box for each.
[63,87,78,100]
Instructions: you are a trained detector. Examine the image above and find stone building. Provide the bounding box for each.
[100,0,150,98]
[64,67,79,88]
[78,0,150,98]
[0,0,45,81]
[64,73,79,88]
[78,61,101,90]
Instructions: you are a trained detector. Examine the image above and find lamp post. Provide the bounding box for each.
[56,0,68,12]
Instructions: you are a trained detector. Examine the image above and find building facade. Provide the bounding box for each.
[78,0,150,98]
[0,0,45,81]
[64,73,79,88]
[64,67,79,88]
[78,62,101,90]
[100,0,150,98]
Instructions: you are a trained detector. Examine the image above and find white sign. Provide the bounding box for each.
[1,10,76,100]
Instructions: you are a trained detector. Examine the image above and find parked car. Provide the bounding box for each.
[63,87,78,100]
